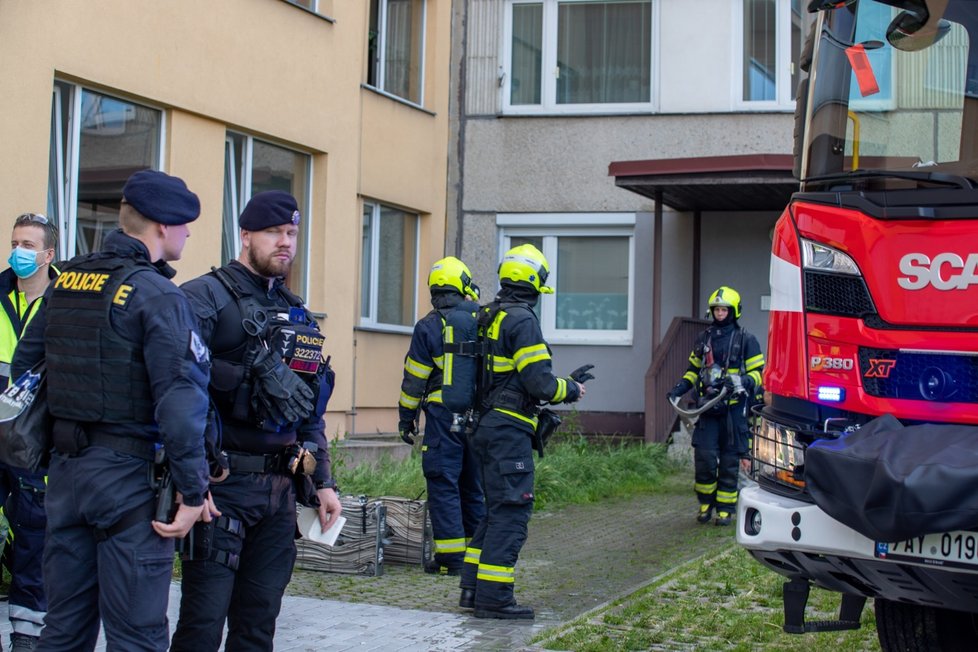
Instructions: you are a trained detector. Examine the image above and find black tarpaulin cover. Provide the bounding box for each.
[806,413,978,542]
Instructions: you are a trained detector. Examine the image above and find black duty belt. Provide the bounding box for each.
[75,430,158,462]
[226,450,285,474]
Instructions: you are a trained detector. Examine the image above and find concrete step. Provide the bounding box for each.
[332,436,411,469]
[344,431,402,443]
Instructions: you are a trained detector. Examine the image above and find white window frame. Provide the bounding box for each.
[501,0,658,115]
[51,82,166,260]
[733,0,798,110]
[223,132,313,297]
[368,0,427,107]
[360,200,420,333]
[497,213,635,346]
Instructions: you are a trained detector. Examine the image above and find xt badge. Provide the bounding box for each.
[865,359,896,378]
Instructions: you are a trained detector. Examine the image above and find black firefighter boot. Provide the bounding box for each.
[474,602,535,620]
[696,503,713,524]
[459,588,475,610]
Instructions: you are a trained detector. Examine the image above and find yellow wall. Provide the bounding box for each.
[0,0,452,436]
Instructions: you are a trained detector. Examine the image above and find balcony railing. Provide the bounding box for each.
[644,316,710,443]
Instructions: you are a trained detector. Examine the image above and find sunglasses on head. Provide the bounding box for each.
[15,213,49,226]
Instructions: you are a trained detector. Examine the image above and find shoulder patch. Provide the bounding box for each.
[189,330,210,364]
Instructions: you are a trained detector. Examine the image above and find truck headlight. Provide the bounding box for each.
[753,416,807,489]
[801,239,862,276]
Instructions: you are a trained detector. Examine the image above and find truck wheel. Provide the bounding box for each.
[875,599,978,651]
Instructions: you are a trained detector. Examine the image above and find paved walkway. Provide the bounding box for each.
[0,468,735,650]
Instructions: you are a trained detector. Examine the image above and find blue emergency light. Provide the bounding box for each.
[817,386,845,402]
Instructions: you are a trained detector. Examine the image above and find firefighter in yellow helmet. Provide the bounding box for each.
[397,256,485,575]
[458,243,592,620]
[667,286,764,526]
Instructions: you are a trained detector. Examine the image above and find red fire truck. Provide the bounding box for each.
[737,1,978,649]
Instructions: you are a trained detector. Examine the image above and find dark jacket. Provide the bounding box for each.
[180,260,334,488]
[12,229,211,506]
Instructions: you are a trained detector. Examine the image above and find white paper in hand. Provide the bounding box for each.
[297,507,346,547]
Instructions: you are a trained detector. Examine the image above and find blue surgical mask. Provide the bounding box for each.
[8,247,41,279]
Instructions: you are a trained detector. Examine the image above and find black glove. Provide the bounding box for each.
[251,347,316,425]
[666,379,692,401]
[569,364,595,384]
[399,420,417,446]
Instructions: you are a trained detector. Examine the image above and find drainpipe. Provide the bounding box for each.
[692,209,701,316]
[452,0,469,257]
[653,189,663,348]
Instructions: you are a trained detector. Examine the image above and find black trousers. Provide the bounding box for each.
[422,403,485,569]
[692,409,748,512]
[171,471,296,652]
[459,412,535,608]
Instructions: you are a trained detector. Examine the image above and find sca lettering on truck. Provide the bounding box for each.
[898,252,978,290]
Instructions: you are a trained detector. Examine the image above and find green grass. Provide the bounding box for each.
[336,430,675,511]
[536,543,880,652]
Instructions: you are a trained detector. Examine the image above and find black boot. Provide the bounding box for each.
[696,504,713,524]
[474,602,535,620]
[459,588,475,610]
[424,559,460,576]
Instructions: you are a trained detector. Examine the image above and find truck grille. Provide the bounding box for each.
[804,271,876,317]
[859,348,978,404]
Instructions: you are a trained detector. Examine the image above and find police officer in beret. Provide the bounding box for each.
[11,169,217,651]
[171,190,341,650]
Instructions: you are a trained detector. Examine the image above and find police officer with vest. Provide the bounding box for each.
[667,286,764,526]
[398,256,485,575]
[10,170,216,651]
[0,212,59,650]
[172,191,341,651]
[458,244,590,620]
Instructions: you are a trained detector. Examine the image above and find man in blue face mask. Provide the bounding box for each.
[0,212,59,650]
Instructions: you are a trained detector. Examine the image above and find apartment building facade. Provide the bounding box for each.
[0,0,453,437]
[448,0,809,437]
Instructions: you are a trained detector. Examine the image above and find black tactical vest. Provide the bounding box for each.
[205,267,323,430]
[45,254,154,423]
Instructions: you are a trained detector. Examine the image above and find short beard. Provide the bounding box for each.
[248,247,292,279]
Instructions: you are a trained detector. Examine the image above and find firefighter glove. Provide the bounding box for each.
[724,373,748,397]
[399,420,417,446]
[569,364,595,384]
[667,379,692,401]
[252,347,316,424]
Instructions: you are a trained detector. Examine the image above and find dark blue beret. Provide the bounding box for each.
[239,191,301,231]
[122,170,200,225]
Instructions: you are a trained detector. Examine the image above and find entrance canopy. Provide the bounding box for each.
[609,153,797,212]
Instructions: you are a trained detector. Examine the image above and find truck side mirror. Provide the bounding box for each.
[886,3,952,52]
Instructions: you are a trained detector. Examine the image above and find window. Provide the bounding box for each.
[499,214,635,345]
[367,0,426,105]
[737,0,802,107]
[360,201,419,330]
[504,0,653,114]
[48,81,163,258]
[224,133,312,296]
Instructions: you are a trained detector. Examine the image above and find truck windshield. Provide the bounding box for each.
[802,0,978,186]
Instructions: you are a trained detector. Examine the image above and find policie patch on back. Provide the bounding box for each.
[189,330,209,364]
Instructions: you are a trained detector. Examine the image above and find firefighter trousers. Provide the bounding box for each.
[692,410,749,513]
[459,412,534,609]
[422,404,485,570]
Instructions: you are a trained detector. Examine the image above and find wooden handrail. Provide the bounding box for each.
[644,317,710,443]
